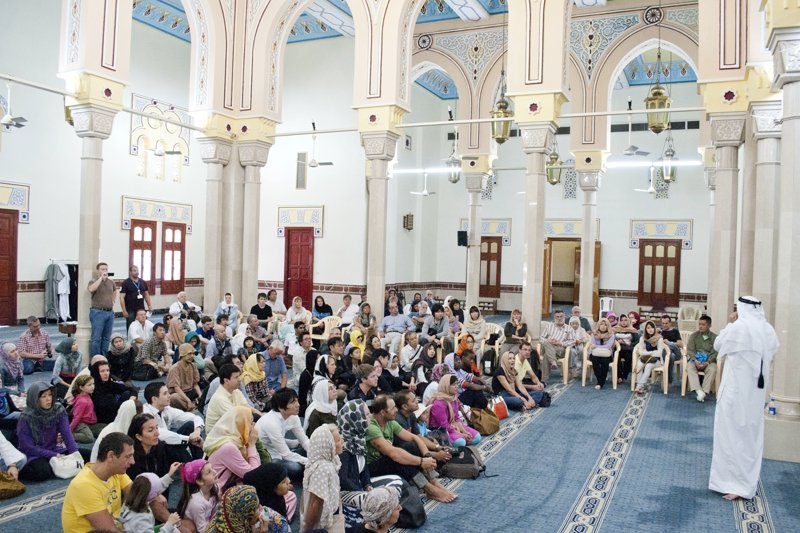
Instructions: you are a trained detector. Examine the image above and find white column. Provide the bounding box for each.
[239,141,271,305]
[738,124,757,297]
[702,147,716,309]
[708,114,746,330]
[220,148,245,303]
[750,102,782,320]
[578,171,601,318]
[464,170,487,308]
[199,139,232,311]
[765,33,800,462]
[519,123,555,339]
[361,132,399,323]
[69,104,116,360]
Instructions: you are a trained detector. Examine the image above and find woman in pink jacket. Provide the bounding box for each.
[428,373,481,448]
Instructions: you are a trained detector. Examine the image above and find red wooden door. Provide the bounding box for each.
[0,210,18,325]
[284,228,314,308]
[479,237,502,298]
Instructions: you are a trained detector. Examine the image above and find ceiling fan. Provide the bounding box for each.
[623,115,648,157]
[410,173,436,197]
[634,167,656,194]
[1,83,27,130]
[305,121,333,168]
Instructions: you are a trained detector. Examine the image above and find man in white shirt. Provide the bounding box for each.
[337,294,360,327]
[539,309,576,381]
[127,309,154,346]
[142,381,204,462]
[202,355,256,411]
[400,331,423,372]
[255,388,309,481]
[168,291,202,319]
[205,364,261,434]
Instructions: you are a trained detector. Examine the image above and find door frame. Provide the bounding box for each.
[283,227,315,308]
[0,209,18,326]
[637,239,682,309]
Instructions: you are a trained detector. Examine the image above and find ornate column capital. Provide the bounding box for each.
[360,131,400,161]
[750,101,783,139]
[577,170,603,191]
[710,113,747,147]
[198,138,233,166]
[766,29,800,89]
[518,122,556,154]
[238,140,271,167]
[68,103,116,139]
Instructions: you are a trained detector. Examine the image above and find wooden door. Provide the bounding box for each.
[161,223,186,295]
[0,210,17,325]
[129,219,157,285]
[284,228,314,308]
[479,237,502,298]
[573,244,581,304]
[541,240,552,318]
[638,239,681,309]
[573,241,602,316]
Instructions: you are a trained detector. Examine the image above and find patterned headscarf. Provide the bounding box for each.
[303,425,342,530]
[430,363,445,382]
[207,485,260,533]
[361,486,400,530]
[337,399,368,457]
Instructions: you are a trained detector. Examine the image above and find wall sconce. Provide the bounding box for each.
[402,213,414,231]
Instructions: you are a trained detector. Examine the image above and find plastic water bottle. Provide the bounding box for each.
[768,397,777,416]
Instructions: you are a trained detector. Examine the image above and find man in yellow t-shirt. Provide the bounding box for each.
[61,432,136,533]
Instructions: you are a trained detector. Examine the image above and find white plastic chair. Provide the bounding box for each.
[599,297,614,319]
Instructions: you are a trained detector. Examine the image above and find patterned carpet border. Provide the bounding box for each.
[734,480,775,533]
[0,488,66,523]
[558,389,653,533]
[393,381,572,532]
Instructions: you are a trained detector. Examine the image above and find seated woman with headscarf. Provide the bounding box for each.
[463,306,487,348]
[428,373,481,448]
[91,398,142,461]
[286,296,310,324]
[455,333,483,376]
[204,406,261,491]
[613,313,639,384]
[302,424,344,532]
[491,352,536,411]
[51,338,83,399]
[206,485,264,533]
[346,329,366,357]
[311,296,333,335]
[568,316,591,380]
[16,381,78,481]
[352,303,377,339]
[337,400,372,508]
[443,350,490,409]
[304,379,339,437]
[107,333,137,384]
[90,359,138,424]
[166,315,188,356]
[243,462,298,528]
[355,487,402,533]
[241,353,271,411]
[0,342,25,394]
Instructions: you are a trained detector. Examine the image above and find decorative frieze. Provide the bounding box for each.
[277,206,324,237]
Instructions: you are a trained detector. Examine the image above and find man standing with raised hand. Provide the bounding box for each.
[88,262,117,357]
[709,296,779,501]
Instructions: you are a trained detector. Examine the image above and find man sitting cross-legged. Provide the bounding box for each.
[365,394,457,503]
[393,390,452,463]
[686,314,718,402]
[515,342,546,401]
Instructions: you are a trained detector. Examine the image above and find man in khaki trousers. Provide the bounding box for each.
[686,315,718,402]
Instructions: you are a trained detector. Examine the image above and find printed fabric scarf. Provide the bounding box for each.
[337,399,368,457]
[207,485,260,533]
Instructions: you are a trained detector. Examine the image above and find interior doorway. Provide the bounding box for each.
[0,209,18,326]
[638,239,681,309]
[283,227,314,308]
[542,238,601,318]
[479,236,502,298]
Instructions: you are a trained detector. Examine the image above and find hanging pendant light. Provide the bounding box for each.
[644,51,672,134]
[491,71,513,144]
[546,136,563,185]
[658,131,677,182]
[445,106,461,183]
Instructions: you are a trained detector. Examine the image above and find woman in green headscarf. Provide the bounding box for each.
[205,485,265,533]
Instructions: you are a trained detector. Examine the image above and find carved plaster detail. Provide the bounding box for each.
[188,0,209,106]
[750,103,782,137]
[570,14,640,80]
[665,7,698,35]
[433,28,506,85]
[773,39,800,88]
[577,170,602,191]
[66,0,81,65]
[399,0,427,102]
[710,115,746,146]
[70,105,116,139]
[238,141,271,167]
[519,125,555,153]
[269,0,306,112]
[562,168,577,199]
[361,132,399,160]
[198,139,233,165]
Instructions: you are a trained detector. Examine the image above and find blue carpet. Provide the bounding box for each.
[759,459,800,533]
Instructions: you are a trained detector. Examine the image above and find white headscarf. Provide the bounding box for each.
[90,399,138,461]
[303,379,338,431]
[303,425,341,530]
[714,296,779,379]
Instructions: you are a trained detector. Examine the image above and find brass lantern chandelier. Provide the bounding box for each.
[445,108,461,183]
[491,16,513,144]
[546,136,563,185]
[644,3,672,134]
[658,130,677,182]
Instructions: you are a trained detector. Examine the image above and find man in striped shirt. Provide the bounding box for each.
[539,309,576,381]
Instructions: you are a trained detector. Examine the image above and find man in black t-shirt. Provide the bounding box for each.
[250,292,273,328]
[119,265,152,329]
[659,315,683,383]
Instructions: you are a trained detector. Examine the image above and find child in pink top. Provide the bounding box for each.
[178,459,219,533]
[69,374,101,443]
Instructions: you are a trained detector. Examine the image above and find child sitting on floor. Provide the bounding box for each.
[177,459,219,533]
[119,472,181,533]
[69,374,104,444]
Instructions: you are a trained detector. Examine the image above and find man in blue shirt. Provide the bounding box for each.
[264,339,288,393]
[378,302,415,355]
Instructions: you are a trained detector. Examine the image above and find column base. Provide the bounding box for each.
[764,415,800,462]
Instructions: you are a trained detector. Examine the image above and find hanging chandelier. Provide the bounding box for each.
[644,3,671,134]
[491,16,513,144]
[445,107,461,183]
[546,136,563,185]
[658,130,677,182]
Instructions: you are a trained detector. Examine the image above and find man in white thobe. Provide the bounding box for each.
[709,296,779,500]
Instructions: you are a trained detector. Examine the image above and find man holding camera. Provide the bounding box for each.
[88,262,117,357]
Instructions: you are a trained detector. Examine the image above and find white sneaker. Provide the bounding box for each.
[696,390,706,402]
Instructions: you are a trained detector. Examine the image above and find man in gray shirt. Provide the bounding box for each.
[378,302,415,355]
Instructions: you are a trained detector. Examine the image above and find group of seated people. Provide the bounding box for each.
[0,287,719,532]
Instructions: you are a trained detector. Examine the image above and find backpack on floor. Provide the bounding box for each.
[538,391,552,407]
[440,445,486,479]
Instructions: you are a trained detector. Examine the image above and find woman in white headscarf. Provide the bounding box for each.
[302,424,344,532]
[359,487,401,533]
[709,296,779,501]
[304,379,338,437]
[90,398,141,461]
